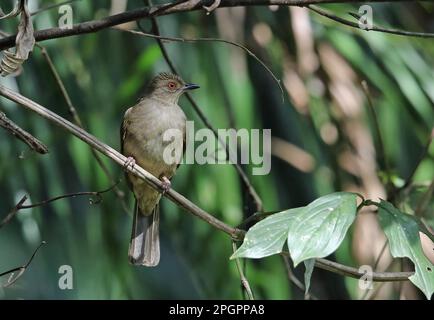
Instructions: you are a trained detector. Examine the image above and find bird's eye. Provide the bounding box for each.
[168,82,177,90]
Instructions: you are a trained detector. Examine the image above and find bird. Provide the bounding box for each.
[120,72,199,266]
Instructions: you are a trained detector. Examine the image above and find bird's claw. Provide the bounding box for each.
[160,176,171,194]
[124,156,136,171]
[203,0,220,14]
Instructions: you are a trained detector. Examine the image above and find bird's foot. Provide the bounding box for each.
[123,156,136,171]
[160,176,172,194]
[203,0,220,14]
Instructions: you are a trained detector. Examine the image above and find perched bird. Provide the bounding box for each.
[120,72,199,266]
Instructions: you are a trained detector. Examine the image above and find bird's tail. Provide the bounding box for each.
[128,201,160,266]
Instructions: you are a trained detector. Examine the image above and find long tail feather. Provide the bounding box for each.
[128,202,160,266]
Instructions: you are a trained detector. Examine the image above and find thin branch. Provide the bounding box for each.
[373,240,389,271]
[282,255,318,300]
[308,5,434,38]
[0,182,118,229]
[237,211,277,228]
[19,181,119,209]
[360,239,389,300]
[0,111,48,154]
[36,44,128,207]
[0,195,27,229]
[415,178,434,218]
[140,17,263,212]
[363,259,398,300]
[0,84,416,282]
[401,128,434,190]
[115,27,283,98]
[313,256,412,282]
[0,241,46,288]
[232,241,254,300]
[148,0,191,17]
[0,84,245,240]
[36,45,80,125]
[0,1,419,51]
[361,81,390,177]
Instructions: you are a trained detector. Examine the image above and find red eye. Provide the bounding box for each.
[168,82,176,90]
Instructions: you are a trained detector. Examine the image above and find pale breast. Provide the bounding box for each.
[123,98,186,178]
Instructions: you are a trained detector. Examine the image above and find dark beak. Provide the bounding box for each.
[183,83,200,91]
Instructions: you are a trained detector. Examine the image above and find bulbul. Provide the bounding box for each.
[120,72,199,266]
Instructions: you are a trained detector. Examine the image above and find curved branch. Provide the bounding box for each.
[0,84,244,240]
[0,182,118,229]
[136,18,263,211]
[115,27,283,99]
[0,0,426,51]
[401,128,434,190]
[0,241,46,288]
[314,257,412,282]
[281,252,413,282]
[19,182,119,209]
[232,241,255,300]
[0,84,414,283]
[308,5,434,38]
[37,44,129,209]
[0,195,27,229]
[0,111,48,154]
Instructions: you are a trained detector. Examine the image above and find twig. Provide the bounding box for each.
[0,84,245,240]
[36,44,128,206]
[115,27,283,98]
[414,179,434,218]
[148,0,190,16]
[0,1,418,51]
[0,111,48,154]
[360,239,388,299]
[282,255,318,300]
[401,128,434,190]
[0,84,417,282]
[373,240,389,271]
[139,17,263,212]
[0,241,46,288]
[237,211,277,228]
[313,256,411,282]
[0,182,118,229]
[232,241,254,300]
[308,5,434,38]
[363,259,398,300]
[361,81,390,177]
[19,182,119,209]
[0,195,27,229]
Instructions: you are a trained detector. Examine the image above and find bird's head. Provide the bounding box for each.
[145,72,199,104]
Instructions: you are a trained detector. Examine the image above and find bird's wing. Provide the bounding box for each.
[120,107,135,191]
[175,122,186,172]
[120,107,133,155]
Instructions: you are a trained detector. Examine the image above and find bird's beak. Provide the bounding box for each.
[183,83,200,91]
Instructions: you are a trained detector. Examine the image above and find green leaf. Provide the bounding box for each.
[378,200,434,299]
[287,192,358,266]
[230,208,299,259]
[304,259,315,296]
[231,192,358,265]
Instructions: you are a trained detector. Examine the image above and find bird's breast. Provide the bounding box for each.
[124,103,186,176]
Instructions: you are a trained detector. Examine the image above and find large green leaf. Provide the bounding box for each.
[231,192,358,267]
[287,192,358,266]
[230,208,299,259]
[378,200,434,299]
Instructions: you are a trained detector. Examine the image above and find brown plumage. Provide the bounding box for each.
[120,72,199,266]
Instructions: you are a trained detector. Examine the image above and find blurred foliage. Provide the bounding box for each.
[0,0,433,299]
